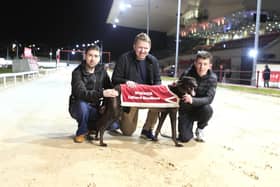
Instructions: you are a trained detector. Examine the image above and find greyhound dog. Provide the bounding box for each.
[152,76,197,147]
[94,76,197,147]
[93,94,121,146]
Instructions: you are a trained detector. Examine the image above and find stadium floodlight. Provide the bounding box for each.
[120,3,131,11]
[248,48,258,58]
[49,51,53,62]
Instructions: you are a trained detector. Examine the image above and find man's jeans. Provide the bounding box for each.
[69,100,99,136]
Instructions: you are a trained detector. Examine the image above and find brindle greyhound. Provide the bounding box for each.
[94,76,197,147]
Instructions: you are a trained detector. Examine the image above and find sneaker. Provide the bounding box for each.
[107,121,120,131]
[140,129,155,140]
[74,134,85,143]
[195,128,205,142]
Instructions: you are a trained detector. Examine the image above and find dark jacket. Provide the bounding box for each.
[180,64,217,107]
[112,51,161,86]
[263,67,271,81]
[70,61,112,107]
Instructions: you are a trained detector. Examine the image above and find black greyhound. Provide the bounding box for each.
[94,94,121,147]
[94,76,197,147]
[153,76,197,147]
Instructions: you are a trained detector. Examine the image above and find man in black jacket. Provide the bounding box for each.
[69,45,118,143]
[178,50,217,142]
[263,64,271,88]
[112,32,161,139]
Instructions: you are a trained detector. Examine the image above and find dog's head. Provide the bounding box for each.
[176,76,197,97]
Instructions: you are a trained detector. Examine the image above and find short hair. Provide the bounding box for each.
[134,32,151,45]
[196,50,213,63]
[85,45,100,54]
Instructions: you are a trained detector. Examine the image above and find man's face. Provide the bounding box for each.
[133,40,150,60]
[194,57,211,77]
[85,49,100,69]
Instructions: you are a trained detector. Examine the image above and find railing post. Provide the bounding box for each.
[219,69,223,82]
[256,70,260,88]
[14,75,16,85]
[3,77,6,88]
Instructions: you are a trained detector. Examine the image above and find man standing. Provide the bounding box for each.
[69,45,118,143]
[263,64,271,88]
[112,32,161,140]
[178,50,217,142]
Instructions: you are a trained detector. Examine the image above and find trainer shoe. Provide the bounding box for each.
[107,121,120,131]
[195,128,205,142]
[140,129,156,140]
[74,134,85,143]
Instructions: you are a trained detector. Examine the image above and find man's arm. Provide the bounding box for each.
[112,55,128,86]
[192,76,217,106]
[153,58,162,85]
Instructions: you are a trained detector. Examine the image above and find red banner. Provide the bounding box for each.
[120,84,179,108]
[270,71,280,83]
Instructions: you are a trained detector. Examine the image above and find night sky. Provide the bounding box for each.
[0,0,167,60]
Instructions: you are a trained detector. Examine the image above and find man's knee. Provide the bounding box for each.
[178,124,193,142]
[178,113,194,142]
[120,129,134,136]
[120,123,135,136]
[179,134,193,142]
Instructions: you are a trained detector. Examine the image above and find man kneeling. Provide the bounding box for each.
[178,50,217,142]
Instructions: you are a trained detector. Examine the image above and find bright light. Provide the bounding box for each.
[71,50,75,55]
[120,3,131,11]
[248,49,258,58]
[113,24,117,28]
[114,18,119,23]
[76,44,79,48]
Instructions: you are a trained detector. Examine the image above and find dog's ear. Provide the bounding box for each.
[184,76,197,88]
[178,76,197,86]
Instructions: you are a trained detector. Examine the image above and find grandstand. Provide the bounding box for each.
[107,0,280,87]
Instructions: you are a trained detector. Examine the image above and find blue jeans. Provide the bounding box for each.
[69,100,100,136]
[178,104,213,142]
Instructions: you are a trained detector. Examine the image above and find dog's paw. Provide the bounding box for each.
[175,143,184,147]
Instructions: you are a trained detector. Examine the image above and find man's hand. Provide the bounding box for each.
[126,80,137,88]
[103,89,119,97]
[183,94,193,104]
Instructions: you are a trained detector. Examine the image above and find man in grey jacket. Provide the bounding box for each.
[178,50,217,142]
[112,33,161,140]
